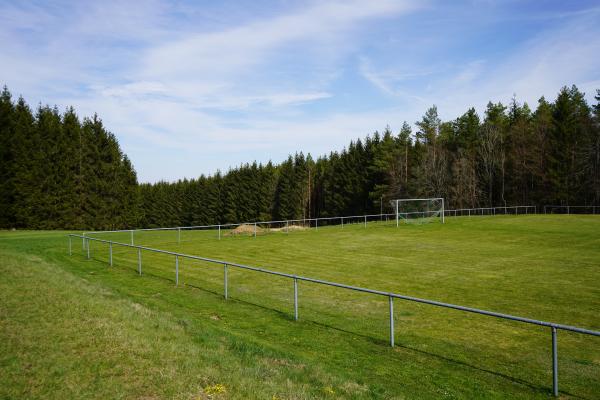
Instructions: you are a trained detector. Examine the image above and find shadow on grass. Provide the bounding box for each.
[80,253,590,400]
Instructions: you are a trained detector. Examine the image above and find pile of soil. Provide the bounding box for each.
[271,224,308,232]
[227,224,264,236]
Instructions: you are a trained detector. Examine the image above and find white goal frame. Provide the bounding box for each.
[391,198,445,226]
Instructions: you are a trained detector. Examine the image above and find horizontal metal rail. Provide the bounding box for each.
[69,233,598,336]
[83,206,537,237]
[69,232,599,397]
[544,205,598,214]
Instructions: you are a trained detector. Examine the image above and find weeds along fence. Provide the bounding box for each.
[83,205,537,246]
[67,232,599,397]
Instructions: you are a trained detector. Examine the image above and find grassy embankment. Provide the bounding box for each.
[1,215,599,399]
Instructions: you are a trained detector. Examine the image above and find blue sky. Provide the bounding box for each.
[1,0,599,183]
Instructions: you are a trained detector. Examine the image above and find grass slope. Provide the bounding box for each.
[1,215,599,399]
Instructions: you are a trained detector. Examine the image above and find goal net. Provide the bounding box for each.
[390,198,445,225]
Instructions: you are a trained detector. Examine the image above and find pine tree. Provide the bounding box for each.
[0,87,15,227]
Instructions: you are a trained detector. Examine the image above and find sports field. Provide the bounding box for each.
[1,215,599,399]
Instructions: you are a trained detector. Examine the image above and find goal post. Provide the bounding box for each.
[391,198,445,226]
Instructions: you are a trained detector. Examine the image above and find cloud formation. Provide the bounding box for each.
[1,1,599,182]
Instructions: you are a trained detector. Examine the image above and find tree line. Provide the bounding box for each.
[1,85,598,230]
[0,87,138,230]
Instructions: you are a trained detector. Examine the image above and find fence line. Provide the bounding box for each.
[544,205,599,215]
[68,233,599,397]
[83,205,538,244]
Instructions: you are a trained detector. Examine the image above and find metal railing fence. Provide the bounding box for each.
[67,233,599,397]
[82,205,538,246]
[445,205,536,217]
[544,205,599,215]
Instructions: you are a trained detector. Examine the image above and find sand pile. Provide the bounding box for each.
[227,224,264,236]
[271,224,308,232]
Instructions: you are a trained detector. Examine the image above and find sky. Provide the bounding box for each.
[1,0,599,183]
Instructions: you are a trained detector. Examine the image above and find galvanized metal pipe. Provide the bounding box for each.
[224,264,228,299]
[67,231,600,395]
[83,207,541,239]
[175,255,179,286]
[109,242,113,266]
[389,295,394,347]
[552,327,558,396]
[67,233,600,337]
[68,232,600,395]
[137,248,142,275]
[294,278,298,321]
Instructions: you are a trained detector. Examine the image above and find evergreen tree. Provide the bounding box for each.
[0,87,15,227]
[2,84,599,230]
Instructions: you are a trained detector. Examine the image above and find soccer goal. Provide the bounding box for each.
[390,198,445,226]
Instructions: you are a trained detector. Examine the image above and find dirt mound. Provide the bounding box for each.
[271,224,308,232]
[227,224,264,236]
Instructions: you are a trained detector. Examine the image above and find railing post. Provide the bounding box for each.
[294,277,298,321]
[389,295,394,347]
[286,220,289,234]
[316,219,318,230]
[218,225,221,240]
[86,239,90,260]
[552,327,558,397]
[175,255,179,286]
[341,217,344,228]
[137,248,142,275]
[254,222,257,238]
[224,264,228,299]
[177,227,181,244]
[130,230,134,246]
[109,242,113,266]
[68,236,72,256]
[364,215,367,227]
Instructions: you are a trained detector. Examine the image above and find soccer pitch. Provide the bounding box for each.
[2,215,599,399]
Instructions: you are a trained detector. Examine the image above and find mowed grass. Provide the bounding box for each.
[1,215,599,399]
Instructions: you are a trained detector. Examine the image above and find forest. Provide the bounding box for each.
[0,87,138,230]
[1,85,598,230]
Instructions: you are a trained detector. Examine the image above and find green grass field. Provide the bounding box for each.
[1,215,599,399]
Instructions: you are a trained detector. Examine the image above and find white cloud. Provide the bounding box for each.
[358,9,600,121]
[2,1,598,183]
[358,57,429,102]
